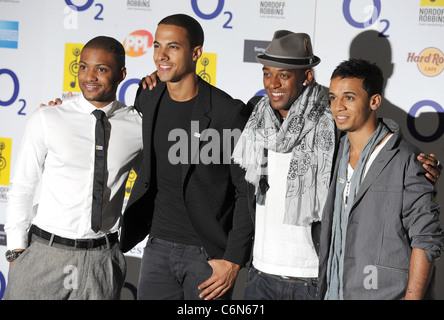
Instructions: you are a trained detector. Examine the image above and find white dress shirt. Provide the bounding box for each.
[5,94,143,249]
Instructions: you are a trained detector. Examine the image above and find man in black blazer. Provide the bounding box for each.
[119,14,253,300]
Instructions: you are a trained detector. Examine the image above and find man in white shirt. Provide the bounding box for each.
[232,31,333,300]
[4,36,143,299]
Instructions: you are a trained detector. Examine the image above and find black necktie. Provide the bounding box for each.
[92,109,105,233]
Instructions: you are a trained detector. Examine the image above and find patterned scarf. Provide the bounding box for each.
[232,81,335,226]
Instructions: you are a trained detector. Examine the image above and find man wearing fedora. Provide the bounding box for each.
[232,30,335,300]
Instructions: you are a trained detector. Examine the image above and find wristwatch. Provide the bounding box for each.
[5,250,24,262]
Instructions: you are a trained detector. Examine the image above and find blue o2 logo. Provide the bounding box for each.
[64,0,94,11]
[191,0,224,19]
[118,78,140,106]
[0,271,5,300]
[342,0,389,37]
[64,0,104,20]
[191,0,233,29]
[0,69,19,107]
[408,100,444,142]
[0,69,26,115]
[343,0,381,28]
[254,89,266,97]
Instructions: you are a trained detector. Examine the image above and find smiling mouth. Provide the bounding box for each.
[158,64,173,71]
[335,115,349,123]
[269,92,285,100]
[83,83,101,90]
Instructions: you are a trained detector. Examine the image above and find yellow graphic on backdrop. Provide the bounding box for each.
[0,138,12,186]
[125,170,137,198]
[63,43,84,92]
[196,53,217,86]
[420,0,444,7]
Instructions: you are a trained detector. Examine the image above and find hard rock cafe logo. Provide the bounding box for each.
[196,53,217,86]
[407,47,444,77]
[63,43,84,92]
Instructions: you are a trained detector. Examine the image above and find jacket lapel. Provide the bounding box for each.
[141,82,167,183]
[182,78,212,184]
[349,133,399,212]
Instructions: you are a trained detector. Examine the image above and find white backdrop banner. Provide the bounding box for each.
[0,0,443,300]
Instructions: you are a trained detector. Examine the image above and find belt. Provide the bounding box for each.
[252,266,318,285]
[29,225,118,249]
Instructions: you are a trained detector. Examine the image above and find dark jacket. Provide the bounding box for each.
[120,78,254,267]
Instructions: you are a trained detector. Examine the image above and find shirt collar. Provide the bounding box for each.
[77,93,121,117]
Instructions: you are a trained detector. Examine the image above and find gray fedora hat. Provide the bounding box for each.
[256,30,321,69]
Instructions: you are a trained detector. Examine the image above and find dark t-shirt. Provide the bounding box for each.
[150,91,202,246]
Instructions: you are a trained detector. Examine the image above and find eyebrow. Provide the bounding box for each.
[262,66,292,72]
[153,40,182,46]
[79,61,113,68]
[329,90,357,95]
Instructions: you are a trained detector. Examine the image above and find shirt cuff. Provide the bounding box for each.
[6,230,29,250]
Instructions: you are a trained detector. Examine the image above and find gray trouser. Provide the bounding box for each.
[4,232,127,300]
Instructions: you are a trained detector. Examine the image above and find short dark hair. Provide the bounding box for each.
[83,36,125,70]
[330,58,383,97]
[158,14,204,49]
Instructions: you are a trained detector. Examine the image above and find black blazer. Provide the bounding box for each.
[120,78,254,267]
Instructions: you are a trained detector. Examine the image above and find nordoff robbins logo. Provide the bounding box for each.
[259,0,287,18]
[407,47,444,77]
[419,0,444,26]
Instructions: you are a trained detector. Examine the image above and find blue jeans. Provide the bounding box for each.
[243,265,317,300]
[137,237,233,300]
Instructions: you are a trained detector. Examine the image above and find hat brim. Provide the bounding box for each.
[256,54,321,69]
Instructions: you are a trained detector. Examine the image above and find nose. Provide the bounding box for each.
[330,98,346,113]
[267,74,281,89]
[85,68,98,82]
[155,46,168,61]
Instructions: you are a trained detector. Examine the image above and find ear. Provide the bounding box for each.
[192,46,203,62]
[369,93,382,111]
[304,69,314,85]
[118,67,127,84]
